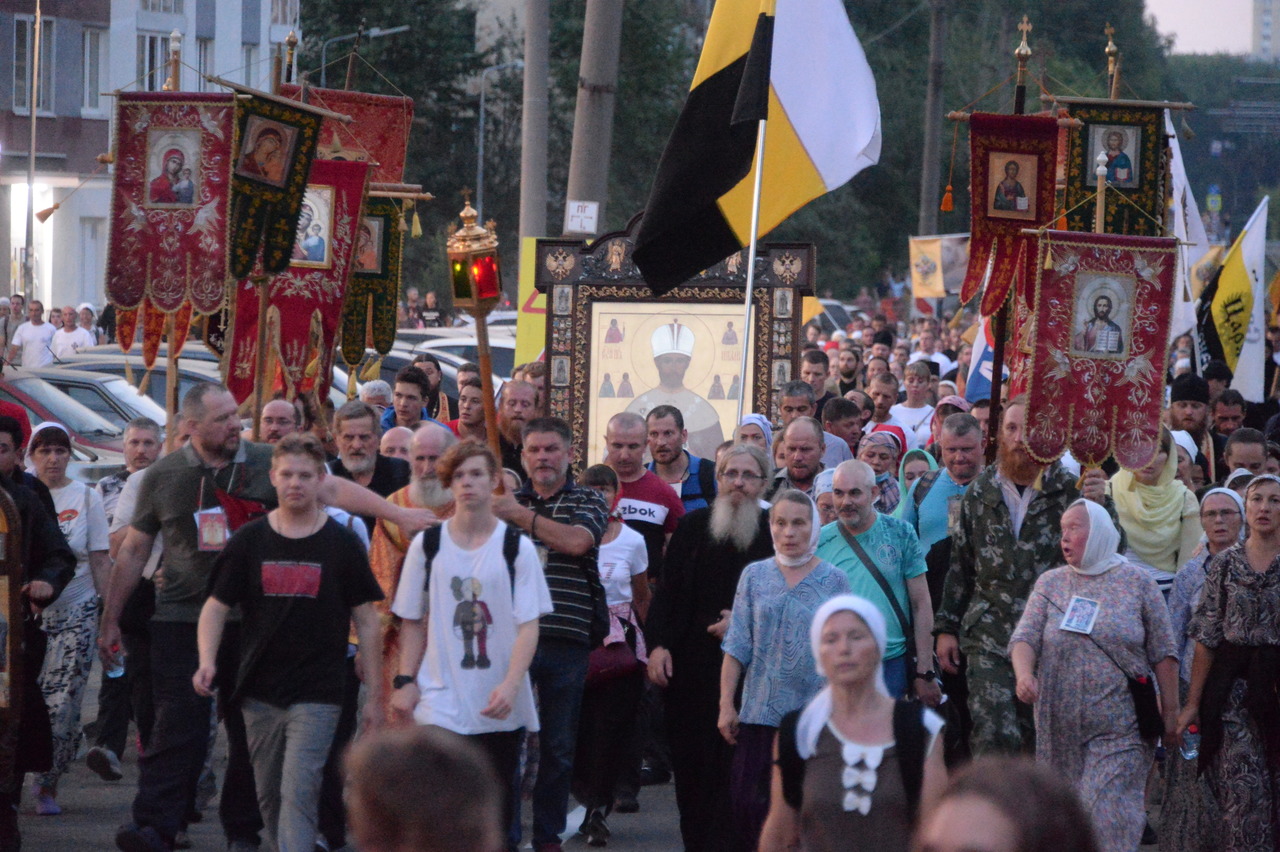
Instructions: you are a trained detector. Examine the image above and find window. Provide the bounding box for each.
[140,0,183,12]
[196,38,213,92]
[137,32,169,91]
[82,28,105,113]
[13,16,55,114]
[242,44,258,87]
[271,0,298,26]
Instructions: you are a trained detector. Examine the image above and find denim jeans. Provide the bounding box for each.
[883,653,908,699]
[511,638,589,847]
[131,621,261,846]
[242,699,340,852]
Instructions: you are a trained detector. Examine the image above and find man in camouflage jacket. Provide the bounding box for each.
[933,397,1117,755]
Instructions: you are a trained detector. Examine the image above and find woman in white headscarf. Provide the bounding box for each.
[736,413,774,456]
[1160,487,1243,852]
[758,595,946,852]
[718,490,851,851]
[1010,499,1179,852]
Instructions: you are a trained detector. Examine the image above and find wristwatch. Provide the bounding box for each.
[393,675,415,690]
[913,670,937,682]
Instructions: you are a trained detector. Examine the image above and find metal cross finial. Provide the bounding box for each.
[1018,16,1033,39]
[1015,15,1033,62]
[461,187,473,204]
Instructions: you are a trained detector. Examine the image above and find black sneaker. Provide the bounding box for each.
[638,764,670,786]
[116,824,170,852]
[613,792,639,813]
[583,809,610,847]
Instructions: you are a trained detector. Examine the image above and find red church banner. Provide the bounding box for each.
[223,158,371,403]
[1024,230,1178,469]
[959,113,1060,316]
[105,93,234,364]
[279,84,414,185]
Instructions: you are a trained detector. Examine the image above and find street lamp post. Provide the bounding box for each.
[319,24,410,88]
[476,60,523,223]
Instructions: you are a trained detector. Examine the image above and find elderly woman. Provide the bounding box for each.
[735,413,773,455]
[759,596,946,852]
[1010,499,1179,852]
[858,430,902,514]
[719,490,851,851]
[1160,487,1242,852]
[1177,474,1280,852]
[814,469,837,527]
[27,423,110,815]
[1107,427,1202,595]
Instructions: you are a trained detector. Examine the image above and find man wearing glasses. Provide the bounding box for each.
[643,443,775,852]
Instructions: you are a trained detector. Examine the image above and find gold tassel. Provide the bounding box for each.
[137,368,152,397]
[940,184,954,212]
[124,359,135,389]
[411,206,423,238]
[399,200,410,233]
[360,356,383,382]
[1043,244,1054,269]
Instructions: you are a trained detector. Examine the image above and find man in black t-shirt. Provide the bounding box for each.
[195,434,384,852]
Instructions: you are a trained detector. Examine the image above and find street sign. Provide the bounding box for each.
[564,200,599,235]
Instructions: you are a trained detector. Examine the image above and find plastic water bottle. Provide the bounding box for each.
[1180,724,1200,760]
[105,646,126,679]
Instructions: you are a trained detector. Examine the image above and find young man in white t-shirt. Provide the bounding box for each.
[391,441,552,836]
[7,299,55,367]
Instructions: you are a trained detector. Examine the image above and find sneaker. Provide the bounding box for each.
[613,791,639,813]
[638,764,670,786]
[32,789,61,816]
[87,746,125,781]
[115,824,170,852]
[583,809,610,847]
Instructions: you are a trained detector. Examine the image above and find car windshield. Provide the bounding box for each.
[102,378,168,424]
[10,377,124,437]
[823,302,852,330]
[418,344,515,379]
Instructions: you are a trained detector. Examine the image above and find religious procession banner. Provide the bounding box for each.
[1062,103,1166,237]
[959,113,1059,316]
[228,95,322,278]
[105,92,234,365]
[910,234,969,299]
[223,158,371,404]
[339,195,404,371]
[279,84,414,185]
[1024,230,1177,470]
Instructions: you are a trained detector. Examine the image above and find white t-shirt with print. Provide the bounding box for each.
[45,480,109,615]
[51,326,96,359]
[596,524,648,607]
[392,519,553,735]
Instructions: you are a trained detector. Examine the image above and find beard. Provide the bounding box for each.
[997,441,1042,486]
[342,451,376,476]
[411,475,451,508]
[709,494,762,551]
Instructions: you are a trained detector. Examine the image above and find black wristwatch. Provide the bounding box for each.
[393,675,415,690]
[913,670,937,682]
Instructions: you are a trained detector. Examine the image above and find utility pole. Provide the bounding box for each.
[916,0,947,237]
[519,0,550,252]
[563,0,624,236]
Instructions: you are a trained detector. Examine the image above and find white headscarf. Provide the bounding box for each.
[795,595,890,758]
[1067,498,1126,576]
[1199,487,1246,544]
[773,491,823,567]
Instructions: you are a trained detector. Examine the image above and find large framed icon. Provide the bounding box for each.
[536,214,814,466]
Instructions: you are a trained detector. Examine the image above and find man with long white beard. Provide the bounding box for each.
[644,443,774,852]
[933,395,1116,756]
[368,423,457,719]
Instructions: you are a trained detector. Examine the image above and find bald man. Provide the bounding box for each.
[367,423,458,719]
[604,412,684,582]
[379,426,413,461]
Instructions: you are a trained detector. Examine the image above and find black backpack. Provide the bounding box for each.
[421,523,524,595]
[776,700,929,821]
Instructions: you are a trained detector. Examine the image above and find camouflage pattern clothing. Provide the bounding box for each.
[933,461,1121,755]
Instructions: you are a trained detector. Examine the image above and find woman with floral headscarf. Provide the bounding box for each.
[719,490,850,851]
[1010,499,1178,852]
[758,595,947,852]
[858,430,902,514]
[736,413,773,456]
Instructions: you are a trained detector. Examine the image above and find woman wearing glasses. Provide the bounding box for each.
[1161,487,1243,852]
[1178,475,1280,852]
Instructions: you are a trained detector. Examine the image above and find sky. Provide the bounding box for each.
[1145,0,1253,54]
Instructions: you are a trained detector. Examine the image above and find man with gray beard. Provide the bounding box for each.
[330,401,411,535]
[645,443,775,852]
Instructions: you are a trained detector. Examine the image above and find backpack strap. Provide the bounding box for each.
[893,700,927,822]
[776,709,805,810]
[696,455,718,504]
[502,524,522,594]
[912,468,942,509]
[420,524,444,593]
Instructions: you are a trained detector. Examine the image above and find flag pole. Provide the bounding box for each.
[735,118,768,425]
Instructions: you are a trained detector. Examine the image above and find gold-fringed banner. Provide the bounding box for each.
[340,195,404,369]
[1063,104,1165,236]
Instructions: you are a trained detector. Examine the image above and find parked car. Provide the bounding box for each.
[0,370,125,452]
[30,367,169,428]
[409,336,517,381]
[811,298,855,336]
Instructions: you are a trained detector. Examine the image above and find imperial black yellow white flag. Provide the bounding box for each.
[633,0,881,294]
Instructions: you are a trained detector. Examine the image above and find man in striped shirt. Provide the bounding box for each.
[495,416,608,852]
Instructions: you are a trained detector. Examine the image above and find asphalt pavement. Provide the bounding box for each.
[20,657,683,851]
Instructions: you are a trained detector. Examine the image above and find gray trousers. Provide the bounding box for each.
[242,698,340,852]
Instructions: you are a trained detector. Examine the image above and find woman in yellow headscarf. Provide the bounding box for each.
[1107,427,1202,596]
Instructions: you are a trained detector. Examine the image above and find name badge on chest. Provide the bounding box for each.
[194,507,229,552]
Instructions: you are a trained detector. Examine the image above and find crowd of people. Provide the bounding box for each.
[1,308,1279,852]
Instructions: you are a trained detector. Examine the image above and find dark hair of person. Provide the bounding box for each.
[28,425,71,453]
[1215,388,1246,411]
[394,365,431,398]
[646,404,685,432]
[822,397,859,424]
[436,441,498,487]
[580,463,619,491]
[0,416,22,450]
[1225,427,1266,455]
[781,380,816,403]
[941,412,981,439]
[411,352,441,372]
[801,348,829,369]
[521,415,572,447]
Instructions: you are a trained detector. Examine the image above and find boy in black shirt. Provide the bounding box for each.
[194,434,384,852]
